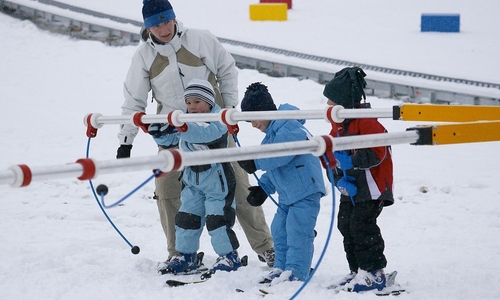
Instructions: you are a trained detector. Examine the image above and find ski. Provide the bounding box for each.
[375,289,407,296]
[258,284,405,297]
[257,287,405,297]
[241,271,405,297]
[166,278,207,287]
[259,288,272,295]
[235,288,267,297]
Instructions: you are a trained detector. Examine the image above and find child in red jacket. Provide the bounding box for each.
[323,67,394,293]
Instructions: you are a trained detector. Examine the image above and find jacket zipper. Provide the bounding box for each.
[218,170,225,192]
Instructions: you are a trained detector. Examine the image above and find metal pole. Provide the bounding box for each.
[0,131,419,188]
[86,106,395,129]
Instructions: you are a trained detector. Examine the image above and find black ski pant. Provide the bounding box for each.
[337,201,387,273]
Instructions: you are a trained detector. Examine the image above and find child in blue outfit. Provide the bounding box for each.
[148,79,242,275]
[238,82,326,284]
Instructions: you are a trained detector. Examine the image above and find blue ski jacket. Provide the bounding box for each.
[156,103,239,256]
[255,104,326,205]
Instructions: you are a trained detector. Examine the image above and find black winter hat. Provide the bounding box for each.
[241,82,277,112]
[323,67,367,108]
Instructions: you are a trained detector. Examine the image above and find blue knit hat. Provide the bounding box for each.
[241,82,277,112]
[142,0,176,29]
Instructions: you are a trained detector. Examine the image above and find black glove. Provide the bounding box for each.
[116,144,132,159]
[237,159,257,174]
[148,123,177,138]
[247,186,268,207]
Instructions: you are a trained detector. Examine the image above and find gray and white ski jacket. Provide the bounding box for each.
[118,21,238,145]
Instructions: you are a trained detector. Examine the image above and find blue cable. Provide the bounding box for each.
[88,179,134,249]
[84,137,148,254]
[100,170,160,209]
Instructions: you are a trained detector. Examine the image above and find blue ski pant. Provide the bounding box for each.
[272,193,321,281]
[175,162,239,256]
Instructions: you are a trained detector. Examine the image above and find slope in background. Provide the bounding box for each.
[1,4,500,300]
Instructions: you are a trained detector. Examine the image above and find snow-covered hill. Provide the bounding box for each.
[1,1,500,299]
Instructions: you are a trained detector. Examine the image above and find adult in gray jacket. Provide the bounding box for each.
[116,0,274,272]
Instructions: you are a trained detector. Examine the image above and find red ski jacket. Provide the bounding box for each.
[327,114,394,207]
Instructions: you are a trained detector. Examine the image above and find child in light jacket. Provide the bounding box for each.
[238,82,326,283]
[149,79,242,275]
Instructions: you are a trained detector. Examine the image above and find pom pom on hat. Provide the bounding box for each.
[142,0,176,29]
[184,79,216,108]
[241,82,277,112]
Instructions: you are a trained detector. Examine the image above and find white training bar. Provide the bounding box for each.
[84,106,394,130]
[0,131,419,188]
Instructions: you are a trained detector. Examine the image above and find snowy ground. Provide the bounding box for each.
[1,1,500,300]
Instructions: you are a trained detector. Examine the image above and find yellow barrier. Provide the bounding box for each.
[398,104,500,145]
[250,3,288,21]
[408,121,500,145]
[431,121,500,145]
[398,104,500,122]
